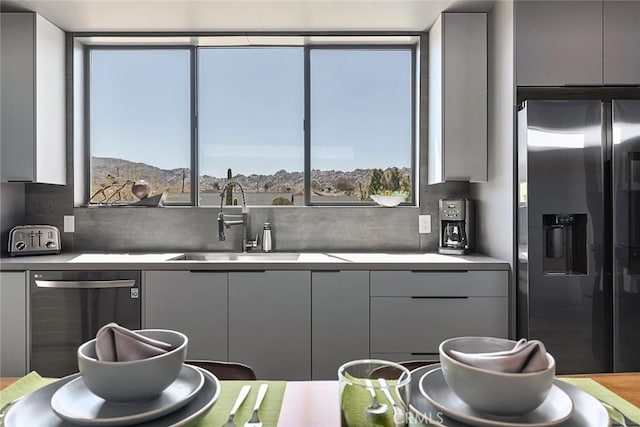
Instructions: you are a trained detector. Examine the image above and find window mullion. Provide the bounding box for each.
[191,46,198,206]
[304,46,311,206]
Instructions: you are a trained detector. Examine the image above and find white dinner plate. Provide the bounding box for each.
[409,364,610,427]
[4,367,220,427]
[419,368,573,427]
[50,364,204,426]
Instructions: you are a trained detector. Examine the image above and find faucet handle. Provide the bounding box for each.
[217,212,226,241]
[246,234,259,250]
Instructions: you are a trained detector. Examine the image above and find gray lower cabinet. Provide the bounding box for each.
[311,271,369,380]
[0,271,27,376]
[229,271,311,380]
[370,270,509,359]
[142,268,509,380]
[143,271,228,361]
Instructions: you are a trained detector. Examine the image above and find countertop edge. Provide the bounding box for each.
[0,253,510,271]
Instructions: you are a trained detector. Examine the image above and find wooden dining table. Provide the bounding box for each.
[2,373,639,426]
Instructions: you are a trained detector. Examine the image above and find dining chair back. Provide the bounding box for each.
[400,359,439,371]
[186,360,257,380]
[371,359,439,379]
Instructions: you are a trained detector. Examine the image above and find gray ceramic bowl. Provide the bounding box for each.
[439,336,555,415]
[77,329,188,402]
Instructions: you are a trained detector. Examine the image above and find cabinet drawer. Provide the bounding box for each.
[370,297,508,353]
[370,270,508,297]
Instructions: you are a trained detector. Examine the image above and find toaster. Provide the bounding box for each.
[8,225,61,256]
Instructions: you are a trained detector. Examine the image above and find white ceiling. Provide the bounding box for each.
[0,0,496,32]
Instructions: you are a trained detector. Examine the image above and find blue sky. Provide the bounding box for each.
[90,47,412,177]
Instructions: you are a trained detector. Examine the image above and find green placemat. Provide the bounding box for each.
[0,371,56,426]
[0,374,286,427]
[194,380,286,427]
[561,378,640,425]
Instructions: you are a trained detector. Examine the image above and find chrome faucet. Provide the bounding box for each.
[218,181,258,252]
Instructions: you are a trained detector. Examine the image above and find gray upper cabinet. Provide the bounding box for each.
[229,271,311,380]
[517,0,640,86]
[604,0,640,85]
[311,271,369,380]
[516,1,603,86]
[428,13,487,184]
[1,13,66,184]
[1,272,28,376]
[143,271,228,361]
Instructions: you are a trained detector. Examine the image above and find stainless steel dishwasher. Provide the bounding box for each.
[29,270,141,377]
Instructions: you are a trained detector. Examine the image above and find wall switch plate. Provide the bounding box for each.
[63,215,74,233]
[418,215,431,234]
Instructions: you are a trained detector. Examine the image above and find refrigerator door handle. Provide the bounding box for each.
[603,102,613,163]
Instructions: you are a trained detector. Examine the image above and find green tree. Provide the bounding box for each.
[386,167,403,192]
[400,175,411,193]
[367,168,387,196]
[334,177,355,193]
[272,196,293,205]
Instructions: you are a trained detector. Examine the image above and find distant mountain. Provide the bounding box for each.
[92,157,189,192]
[91,157,410,195]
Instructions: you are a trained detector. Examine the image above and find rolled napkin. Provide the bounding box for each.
[448,338,549,373]
[95,322,174,362]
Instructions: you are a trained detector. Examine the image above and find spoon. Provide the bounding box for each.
[364,378,387,415]
[378,378,405,427]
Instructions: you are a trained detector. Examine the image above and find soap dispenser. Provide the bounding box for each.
[262,223,273,252]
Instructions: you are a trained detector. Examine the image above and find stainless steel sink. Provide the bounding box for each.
[167,252,301,262]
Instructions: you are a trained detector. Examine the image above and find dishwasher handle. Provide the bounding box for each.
[34,279,136,289]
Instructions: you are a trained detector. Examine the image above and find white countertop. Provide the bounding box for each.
[0,252,509,271]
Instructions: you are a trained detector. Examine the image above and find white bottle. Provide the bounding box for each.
[262,223,273,252]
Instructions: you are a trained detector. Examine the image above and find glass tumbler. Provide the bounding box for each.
[338,359,412,427]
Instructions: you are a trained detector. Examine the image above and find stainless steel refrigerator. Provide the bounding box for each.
[517,99,640,374]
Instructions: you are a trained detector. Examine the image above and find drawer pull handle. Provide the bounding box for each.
[410,296,469,299]
[188,270,267,273]
[410,270,469,273]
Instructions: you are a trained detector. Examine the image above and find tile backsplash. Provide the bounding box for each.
[23,181,469,253]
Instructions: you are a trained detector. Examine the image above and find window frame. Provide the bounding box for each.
[83,38,418,207]
[303,44,417,206]
[194,44,305,207]
[84,45,197,206]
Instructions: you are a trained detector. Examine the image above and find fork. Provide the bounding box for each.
[244,383,269,427]
[600,400,639,427]
[0,396,24,420]
[222,385,251,427]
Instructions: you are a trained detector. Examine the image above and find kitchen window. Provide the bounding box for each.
[198,47,305,206]
[84,38,417,207]
[307,47,413,204]
[88,48,192,205]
